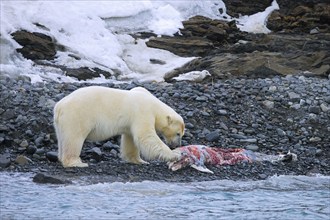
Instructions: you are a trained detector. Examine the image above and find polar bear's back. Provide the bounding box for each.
[57,86,149,107]
[54,86,166,125]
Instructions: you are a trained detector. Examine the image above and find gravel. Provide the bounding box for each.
[0,74,329,183]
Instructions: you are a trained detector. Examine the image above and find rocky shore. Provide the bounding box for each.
[0,74,329,184]
[1,0,329,184]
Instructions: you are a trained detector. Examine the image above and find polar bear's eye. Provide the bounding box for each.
[176,133,180,136]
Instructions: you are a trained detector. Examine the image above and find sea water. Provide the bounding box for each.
[0,172,329,220]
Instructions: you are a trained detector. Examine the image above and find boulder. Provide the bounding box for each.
[11,30,56,60]
[0,154,11,168]
[15,155,32,165]
[33,173,72,184]
[65,67,112,81]
[46,151,58,162]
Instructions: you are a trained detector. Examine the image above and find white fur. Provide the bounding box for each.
[54,86,184,168]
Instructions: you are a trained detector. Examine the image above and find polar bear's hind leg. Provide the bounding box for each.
[59,135,88,168]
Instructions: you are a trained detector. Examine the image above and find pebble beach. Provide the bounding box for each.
[1,74,329,183]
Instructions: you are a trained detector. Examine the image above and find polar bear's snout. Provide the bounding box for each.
[162,120,184,149]
[165,134,182,149]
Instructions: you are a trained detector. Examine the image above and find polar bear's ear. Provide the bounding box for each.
[167,115,173,125]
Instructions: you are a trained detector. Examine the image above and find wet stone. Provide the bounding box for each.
[258,174,268,180]
[0,154,11,168]
[33,173,72,184]
[185,123,194,129]
[35,148,45,155]
[46,151,58,162]
[26,145,37,154]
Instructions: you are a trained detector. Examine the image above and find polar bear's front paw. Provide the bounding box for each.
[124,157,150,165]
[136,158,150,165]
[170,149,182,160]
[63,161,89,168]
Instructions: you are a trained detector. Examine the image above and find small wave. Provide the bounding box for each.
[1,172,329,220]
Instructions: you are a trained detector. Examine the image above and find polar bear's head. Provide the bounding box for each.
[158,115,185,149]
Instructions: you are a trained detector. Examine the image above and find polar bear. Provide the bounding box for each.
[54,86,185,168]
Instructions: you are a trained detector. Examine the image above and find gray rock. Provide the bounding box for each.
[33,173,72,184]
[308,113,318,123]
[205,130,220,142]
[87,147,103,161]
[245,145,259,151]
[34,136,44,147]
[268,86,277,92]
[288,91,300,101]
[35,148,46,155]
[196,96,208,101]
[291,104,301,110]
[315,149,323,156]
[25,130,33,137]
[185,123,194,129]
[46,151,58,162]
[258,174,268,180]
[0,124,9,131]
[324,96,330,104]
[276,128,286,136]
[102,141,120,150]
[110,149,118,157]
[308,106,321,114]
[0,154,11,168]
[2,109,16,120]
[230,134,247,139]
[309,137,322,143]
[19,140,29,148]
[186,111,194,117]
[320,103,329,112]
[240,138,257,143]
[26,145,37,155]
[202,128,210,135]
[310,28,319,34]
[218,110,228,115]
[219,122,228,130]
[201,111,210,116]
[262,100,274,109]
